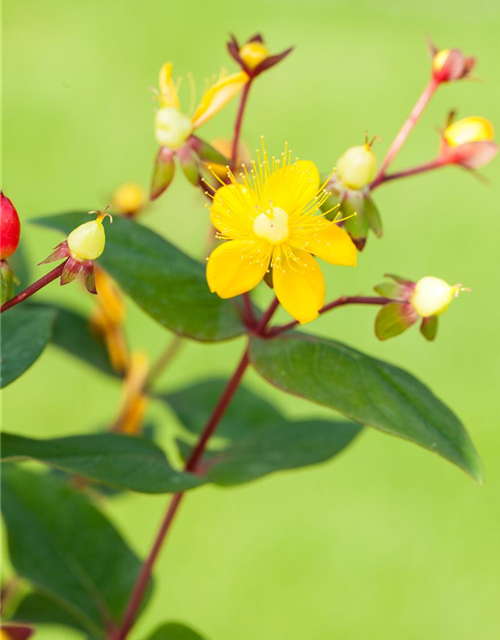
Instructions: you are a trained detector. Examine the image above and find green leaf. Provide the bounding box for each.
[249,333,483,482]
[49,306,118,377]
[0,305,57,388]
[34,212,246,342]
[164,379,283,440]
[1,432,204,494]
[1,466,151,637]
[168,379,362,486]
[364,196,383,237]
[195,419,361,486]
[143,622,208,640]
[12,592,90,635]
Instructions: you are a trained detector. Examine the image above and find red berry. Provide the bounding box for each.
[0,192,21,259]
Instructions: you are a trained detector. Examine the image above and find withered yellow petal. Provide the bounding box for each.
[303,221,357,266]
[273,249,325,324]
[192,71,249,129]
[206,240,270,298]
[158,62,180,109]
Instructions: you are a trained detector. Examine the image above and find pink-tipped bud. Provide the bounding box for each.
[0,193,21,260]
[430,43,475,82]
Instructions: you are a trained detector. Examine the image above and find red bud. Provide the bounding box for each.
[0,192,21,259]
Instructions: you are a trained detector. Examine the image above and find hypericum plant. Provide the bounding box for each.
[0,33,497,640]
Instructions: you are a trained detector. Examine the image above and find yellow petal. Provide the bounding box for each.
[210,183,255,238]
[158,62,180,109]
[301,221,357,266]
[262,160,320,216]
[206,240,270,298]
[192,71,249,129]
[273,248,325,324]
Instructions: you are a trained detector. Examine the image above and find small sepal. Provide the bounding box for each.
[177,144,201,187]
[1,259,15,304]
[374,273,414,299]
[38,240,70,265]
[60,257,82,286]
[188,135,230,164]
[420,315,438,341]
[82,260,97,294]
[150,146,176,200]
[375,302,418,341]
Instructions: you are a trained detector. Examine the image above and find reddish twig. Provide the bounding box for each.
[231,81,252,170]
[0,261,67,314]
[371,158,446,190]
[268,296,391,336]
[112,297,279,640]
[371,77,440,188]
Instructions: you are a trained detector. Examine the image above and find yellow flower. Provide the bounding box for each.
[155,63,248,149]
[206,143,357,324]
[67,209,112,262]
[444,116,494,147]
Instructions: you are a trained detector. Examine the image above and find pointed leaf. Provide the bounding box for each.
[188,136,229,165]
[0,305,57,388]
[12,592,90,635]
[1,466,151,636]
[364,196,383,237]
[49,305,118,378]
[1,432,204,494]
[34,213,246,341]
[249,332,483,482]
[143,622,207,640]
[177,145,201,187]
[168,379,362,486]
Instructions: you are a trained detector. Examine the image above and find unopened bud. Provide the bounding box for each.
[155,107,193,149]
[444,116,494,147]
[0,192,21,260]
[112,183,146,216]
[336,144,378,190]
[239,41,269,70]
[67,209,112,262]
[411,276,462,318]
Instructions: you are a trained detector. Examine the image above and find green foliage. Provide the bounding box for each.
[50,306,118,377]
[249,333,483,481]
[12,592,91,635]
[35,213,247,342]
[0,305,57,388]
[144,622,207,640]
[2,466,150,637]
[1,432,203,494]
[168,379,362,485]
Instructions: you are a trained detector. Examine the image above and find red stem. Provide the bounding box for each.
[112,298,279,640]
[371,77,440,188]
[371,158,446,191]
[0,261,66,314]
[231,81,252,170]
[269,296,391,336]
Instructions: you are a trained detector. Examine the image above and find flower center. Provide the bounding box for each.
[155,107,193,149]
[253,207,289,245]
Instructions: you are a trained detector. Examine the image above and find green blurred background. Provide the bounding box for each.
[2,0,500,638]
